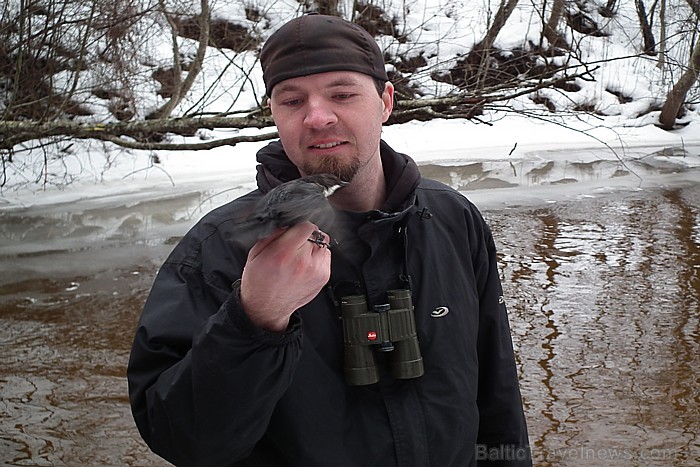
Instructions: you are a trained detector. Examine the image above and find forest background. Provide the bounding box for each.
[1,0,699,195]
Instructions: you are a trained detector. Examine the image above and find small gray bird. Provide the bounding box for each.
[236,174,349,248]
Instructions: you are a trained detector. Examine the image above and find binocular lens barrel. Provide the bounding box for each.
[341,295,380,385]
[387,290,424,380]
[340,291,424,386]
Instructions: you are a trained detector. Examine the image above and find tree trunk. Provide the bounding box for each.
[149,0,210,120]
[658,37,700,129]
[635,0,656,55]
[467,0,520,88]
[543,0,567,49]
[475,0,520,54]
[657,0,667,69]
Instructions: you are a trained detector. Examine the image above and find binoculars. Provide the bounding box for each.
[340,289,424,386]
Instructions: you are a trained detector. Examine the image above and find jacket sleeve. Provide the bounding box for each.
[127,248,303,466]
[472,215,532,466]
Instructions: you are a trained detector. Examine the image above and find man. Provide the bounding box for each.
[128,13,531,466]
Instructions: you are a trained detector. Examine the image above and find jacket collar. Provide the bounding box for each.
[255,139,422,213]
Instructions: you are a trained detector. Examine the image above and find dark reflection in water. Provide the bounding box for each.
[487,184,700,465]
[0,269,169,465]
[1,180,699,465]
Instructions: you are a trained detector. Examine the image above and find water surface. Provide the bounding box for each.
[1,146,698,465]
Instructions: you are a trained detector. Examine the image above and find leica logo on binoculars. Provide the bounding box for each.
[340,290,424,386]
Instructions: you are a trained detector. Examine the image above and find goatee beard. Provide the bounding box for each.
[301,156,361,183]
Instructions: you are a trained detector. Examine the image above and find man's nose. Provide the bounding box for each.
[303,98,337,128]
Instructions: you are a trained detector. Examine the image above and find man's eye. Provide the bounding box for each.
[335,93,355,100]
[283,99,301,106]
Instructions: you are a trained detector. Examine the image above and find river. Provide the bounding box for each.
[1,145,699,465]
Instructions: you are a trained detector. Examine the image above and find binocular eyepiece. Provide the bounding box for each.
[340,289,424,386]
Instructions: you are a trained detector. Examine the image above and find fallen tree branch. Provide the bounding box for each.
[100,131,279,150]
[0,67,598,151]
[0,114,274,149]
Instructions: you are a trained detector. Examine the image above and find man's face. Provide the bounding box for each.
[269,71,394,182]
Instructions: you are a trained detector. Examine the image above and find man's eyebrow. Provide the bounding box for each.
[273,83,301,95]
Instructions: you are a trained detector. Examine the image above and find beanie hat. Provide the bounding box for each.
[260,14,389,97]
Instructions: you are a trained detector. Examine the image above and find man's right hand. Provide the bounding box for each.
[239,222,332,332]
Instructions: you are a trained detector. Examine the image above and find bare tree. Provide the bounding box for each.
[471,0,521,57]
[438,0,521,90]
[147,0,210,119]
[658,1,700,128]
[543,0,567,49]
[2,0,96,122]
[635,0,657,55]
[658,0,667,69]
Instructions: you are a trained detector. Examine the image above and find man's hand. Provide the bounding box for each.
[240,222,331,332]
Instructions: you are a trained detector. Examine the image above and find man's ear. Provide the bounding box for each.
[266,96,278,124]
[381,82,394,123]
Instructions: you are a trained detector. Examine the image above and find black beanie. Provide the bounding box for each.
[260,14,389,97]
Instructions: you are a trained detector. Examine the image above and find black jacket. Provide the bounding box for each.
[127,140,531,466]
